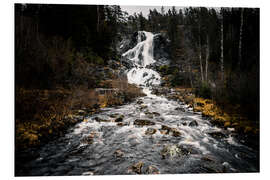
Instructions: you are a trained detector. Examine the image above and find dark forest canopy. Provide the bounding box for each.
[15,4,259,120]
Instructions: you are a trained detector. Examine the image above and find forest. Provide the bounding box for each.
[15,4,259,176]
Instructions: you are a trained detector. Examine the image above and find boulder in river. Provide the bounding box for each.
[134,119,155,126]
[189,120,198,127]
[114,149,124,158]
[109,113,119,118]
[80,135,94,145]
[175,107,186,112]
[146,165,160,174]
[208,131,228,139]
[152,112,161,116]
[137,99,144,104]
[115,115,124,122]
[139,104,148,110]
[128,161,144,174]
[143,72,148,77]
[160,125,181,137]
[145,128,157,135]
[94,117,110,123]
[117,122,130,126]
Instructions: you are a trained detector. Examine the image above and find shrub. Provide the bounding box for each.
[195,82,212,99]
[159,65,169,75]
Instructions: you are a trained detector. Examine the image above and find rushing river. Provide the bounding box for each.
[16,31,259,175]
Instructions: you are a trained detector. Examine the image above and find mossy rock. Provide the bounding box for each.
[134,119,155,126]
[117,122,129,126]
[129,161,144,174]
[145,128,157,135]
[224,121,231,128]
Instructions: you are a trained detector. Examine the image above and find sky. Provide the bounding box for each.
[120,5,183,18]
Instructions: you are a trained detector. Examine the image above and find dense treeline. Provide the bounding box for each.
[15,4,125,89]
[125,7,259,121]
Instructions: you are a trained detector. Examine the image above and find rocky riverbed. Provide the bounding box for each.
[15,89,259,176]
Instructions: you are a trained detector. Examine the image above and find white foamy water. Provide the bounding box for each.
[122,31,161,87]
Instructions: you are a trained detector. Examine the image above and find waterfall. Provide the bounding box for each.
[122,31,161,87]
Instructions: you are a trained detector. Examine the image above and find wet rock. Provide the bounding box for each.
[152,112,160,116]
[80,135,94,144]
[146,113,154,119]
[139,104,148,110]
[134,119,155,126]
[76,109,86,116]
[161,145,180,159]
[117,122,130,126]
[175,107,185,112]
[171,128,181,137]
[181,122,187,126]
[160,125,181,137]
[143,72,148,77]
[115,116,124,122]
[109,113,119,118]
[129,161,144,174]
[94,117,110,123]
[189,120,198,127]
[201,156,215,162]
[137,99,144,105]
[208,131,228,139]
[145,128,157,135]
[114,149,124,158]
[146,165,160,174]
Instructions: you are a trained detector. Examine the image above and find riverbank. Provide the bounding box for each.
[15,78,145,152]
[153,87,259,149]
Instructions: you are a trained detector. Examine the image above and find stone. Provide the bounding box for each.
[208,131,228,139]
[114,149,124,158]
[109,113,119,118]
[152,112,161,116]
[77,110,86,116]
[143,72,148,77]
[94,117,110,123]
[181,122,187,126]
[139,104,148,110]
[160,125,181,137]
[188,120,198,127]
[115,117,123,122]
[129,161,144,174]
[137,99,144,104]
[117,122,129,126]
[201,156,215,162]
[145,128,157,135]
[80,135,93,144]
[175,107,185,112]
[134,119,155,126]
[146,165,160,174]
[171,128,181,137]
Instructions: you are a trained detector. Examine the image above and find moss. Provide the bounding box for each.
[171,88,259,136]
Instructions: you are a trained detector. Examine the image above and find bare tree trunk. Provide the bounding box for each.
[198,17,204,82]
[205,35,209,82]
[238,8,244,67]
[97,5,100,32]
[220,14,224,82]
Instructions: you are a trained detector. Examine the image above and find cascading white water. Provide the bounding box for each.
[122,31,161,87]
